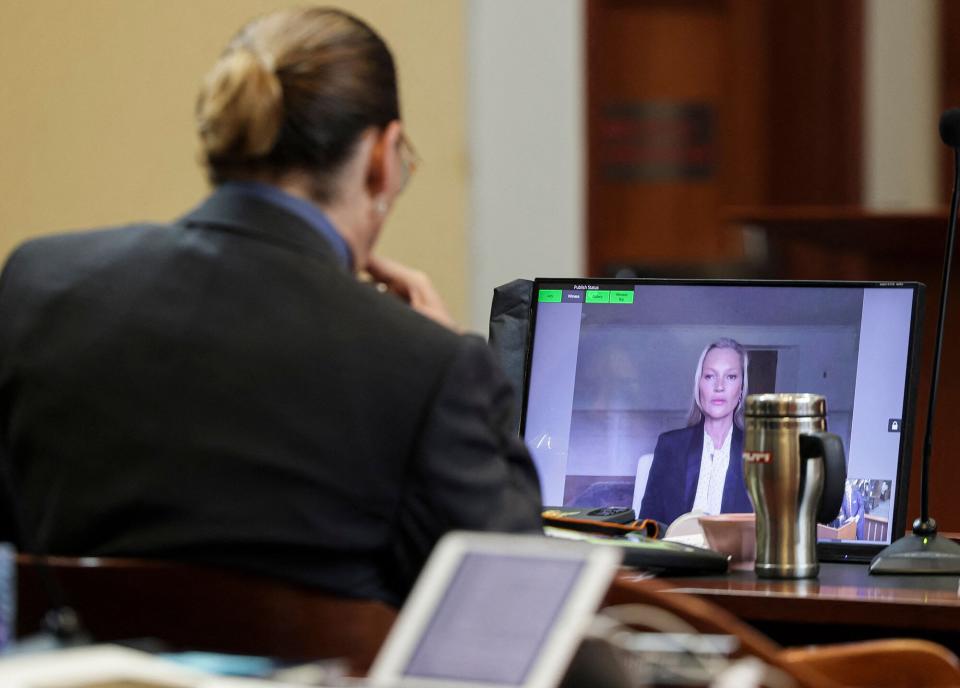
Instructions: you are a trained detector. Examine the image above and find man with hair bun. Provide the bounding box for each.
[0,7,541,604]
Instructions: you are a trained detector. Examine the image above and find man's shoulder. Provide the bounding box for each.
[0,224,171,293]
[9,223,171,269]
[20,222,169,247]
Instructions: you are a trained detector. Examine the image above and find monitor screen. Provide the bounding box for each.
[522,279,923,549]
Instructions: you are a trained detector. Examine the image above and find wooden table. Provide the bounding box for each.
[656,562,960,652]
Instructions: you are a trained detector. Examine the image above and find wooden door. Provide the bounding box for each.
[587,0,863,276]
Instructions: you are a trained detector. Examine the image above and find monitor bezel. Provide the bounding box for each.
[520,277,925,563]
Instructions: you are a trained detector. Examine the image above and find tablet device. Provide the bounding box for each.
[368,531,622,688]
[521,278,924,563]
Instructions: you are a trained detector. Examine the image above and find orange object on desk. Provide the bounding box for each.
[541,512,660,538]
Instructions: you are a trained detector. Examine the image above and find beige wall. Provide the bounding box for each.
[467,0,583,332]
[863,0,940,211]
[0,0,468,320]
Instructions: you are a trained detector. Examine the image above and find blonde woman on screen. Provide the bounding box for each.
[638,337,753,525]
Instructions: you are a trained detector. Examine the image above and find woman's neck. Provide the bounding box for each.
[703,415,734,447]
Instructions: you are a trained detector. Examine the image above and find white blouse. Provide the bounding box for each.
[691,427,732,515]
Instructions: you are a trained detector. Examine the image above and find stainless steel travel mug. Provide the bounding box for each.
[743,393,846,579]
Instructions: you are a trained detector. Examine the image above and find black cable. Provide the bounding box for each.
[917,147,960,532]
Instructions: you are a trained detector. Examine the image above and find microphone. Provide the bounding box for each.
[870,108,960,573]
[940,108,960,148]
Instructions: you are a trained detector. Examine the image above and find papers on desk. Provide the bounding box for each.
[0,644,325,688]
[663,532,708,548]
[662,510,707,546]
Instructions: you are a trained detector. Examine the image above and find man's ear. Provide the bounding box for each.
[365,120,403,198]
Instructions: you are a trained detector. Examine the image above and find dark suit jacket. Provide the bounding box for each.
[0,186,542,604]
[638,421,752,526]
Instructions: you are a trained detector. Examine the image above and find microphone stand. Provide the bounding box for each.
[871,131,960,573]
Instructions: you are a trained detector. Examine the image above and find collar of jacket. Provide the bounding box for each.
[177,185,350,271]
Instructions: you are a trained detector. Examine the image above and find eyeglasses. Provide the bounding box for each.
[398,134,421,193]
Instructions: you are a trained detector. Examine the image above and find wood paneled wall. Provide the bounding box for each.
[587,0,863,275]
[941,0,960,202]
[587,0,960,532]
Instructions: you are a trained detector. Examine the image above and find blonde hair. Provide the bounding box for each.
[196,7,399,202]
[687,337,749,430]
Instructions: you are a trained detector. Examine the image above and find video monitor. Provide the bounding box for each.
[521,279,924,559]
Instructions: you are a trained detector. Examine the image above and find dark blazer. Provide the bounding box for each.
[638,421,752,526]
[0,186,542,605]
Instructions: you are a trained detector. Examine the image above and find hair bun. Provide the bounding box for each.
[196,47,283,159]
[197,7,400,202]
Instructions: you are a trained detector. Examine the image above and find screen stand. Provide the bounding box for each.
[870,521,960,574]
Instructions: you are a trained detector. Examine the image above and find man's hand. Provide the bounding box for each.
[366,254,458,331]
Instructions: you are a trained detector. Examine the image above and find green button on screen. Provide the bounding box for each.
[538,289,562,303]
[585,291,610,303]
[610,290,634,304]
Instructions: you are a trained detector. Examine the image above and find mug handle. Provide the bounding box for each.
[799,432,847,524]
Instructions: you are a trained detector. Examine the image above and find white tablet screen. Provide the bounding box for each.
[402,552,584,684]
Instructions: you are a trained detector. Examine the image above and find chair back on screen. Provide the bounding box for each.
[15,555,397,674]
